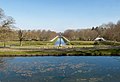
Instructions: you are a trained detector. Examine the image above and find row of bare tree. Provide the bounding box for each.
[63,22,120,41]
[17,30,57,46]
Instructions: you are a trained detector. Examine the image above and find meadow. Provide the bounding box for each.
[0,41,119,56]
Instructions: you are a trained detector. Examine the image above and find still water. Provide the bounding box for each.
[55,38,66,46]
[0,56,120,82]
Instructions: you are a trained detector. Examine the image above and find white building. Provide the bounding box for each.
[94,37,106,41]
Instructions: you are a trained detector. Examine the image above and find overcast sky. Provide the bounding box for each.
[0,0,120,32]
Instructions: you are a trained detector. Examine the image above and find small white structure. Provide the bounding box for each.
[94,37,106,41]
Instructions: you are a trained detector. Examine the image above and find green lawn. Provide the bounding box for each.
[0,48,119,56]
[0,41,119,56]
[0,41,54,47]
[0,41,120,47]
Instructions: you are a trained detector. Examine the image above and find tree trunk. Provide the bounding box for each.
[3,41,6,48]
[20,40,22,46]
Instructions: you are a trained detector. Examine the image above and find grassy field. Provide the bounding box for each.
[70,41,95,45]
[0,41,54,47]
[0,40,120,47]
[0,41,119,56]
[0,47,120,56]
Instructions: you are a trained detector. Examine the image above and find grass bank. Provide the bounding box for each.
[0,47,120,57]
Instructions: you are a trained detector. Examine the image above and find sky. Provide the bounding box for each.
[0,0,120,32]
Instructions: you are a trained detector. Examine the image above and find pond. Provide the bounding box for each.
[0,56,120,82]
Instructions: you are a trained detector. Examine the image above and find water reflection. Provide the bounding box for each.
[55,38,66,46]
[0,57,120,82]
[0,58,13,71]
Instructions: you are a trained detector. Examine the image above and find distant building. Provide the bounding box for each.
[94,37,106,41]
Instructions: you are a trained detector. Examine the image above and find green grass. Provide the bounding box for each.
[0,40,119,56]
[0,47,119,56]
[0,41,54,47]
[0,41,119,47]
[70,41,95,45]
[96,41,120,46]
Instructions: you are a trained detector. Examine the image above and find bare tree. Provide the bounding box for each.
[0,8,15,47]
[0,16,15,47]
[18,30,25,46]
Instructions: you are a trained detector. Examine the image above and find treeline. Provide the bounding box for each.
[9,21,120,42]
[17,30,57,41]
[63,22,120,41]
[15,22,120,42]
